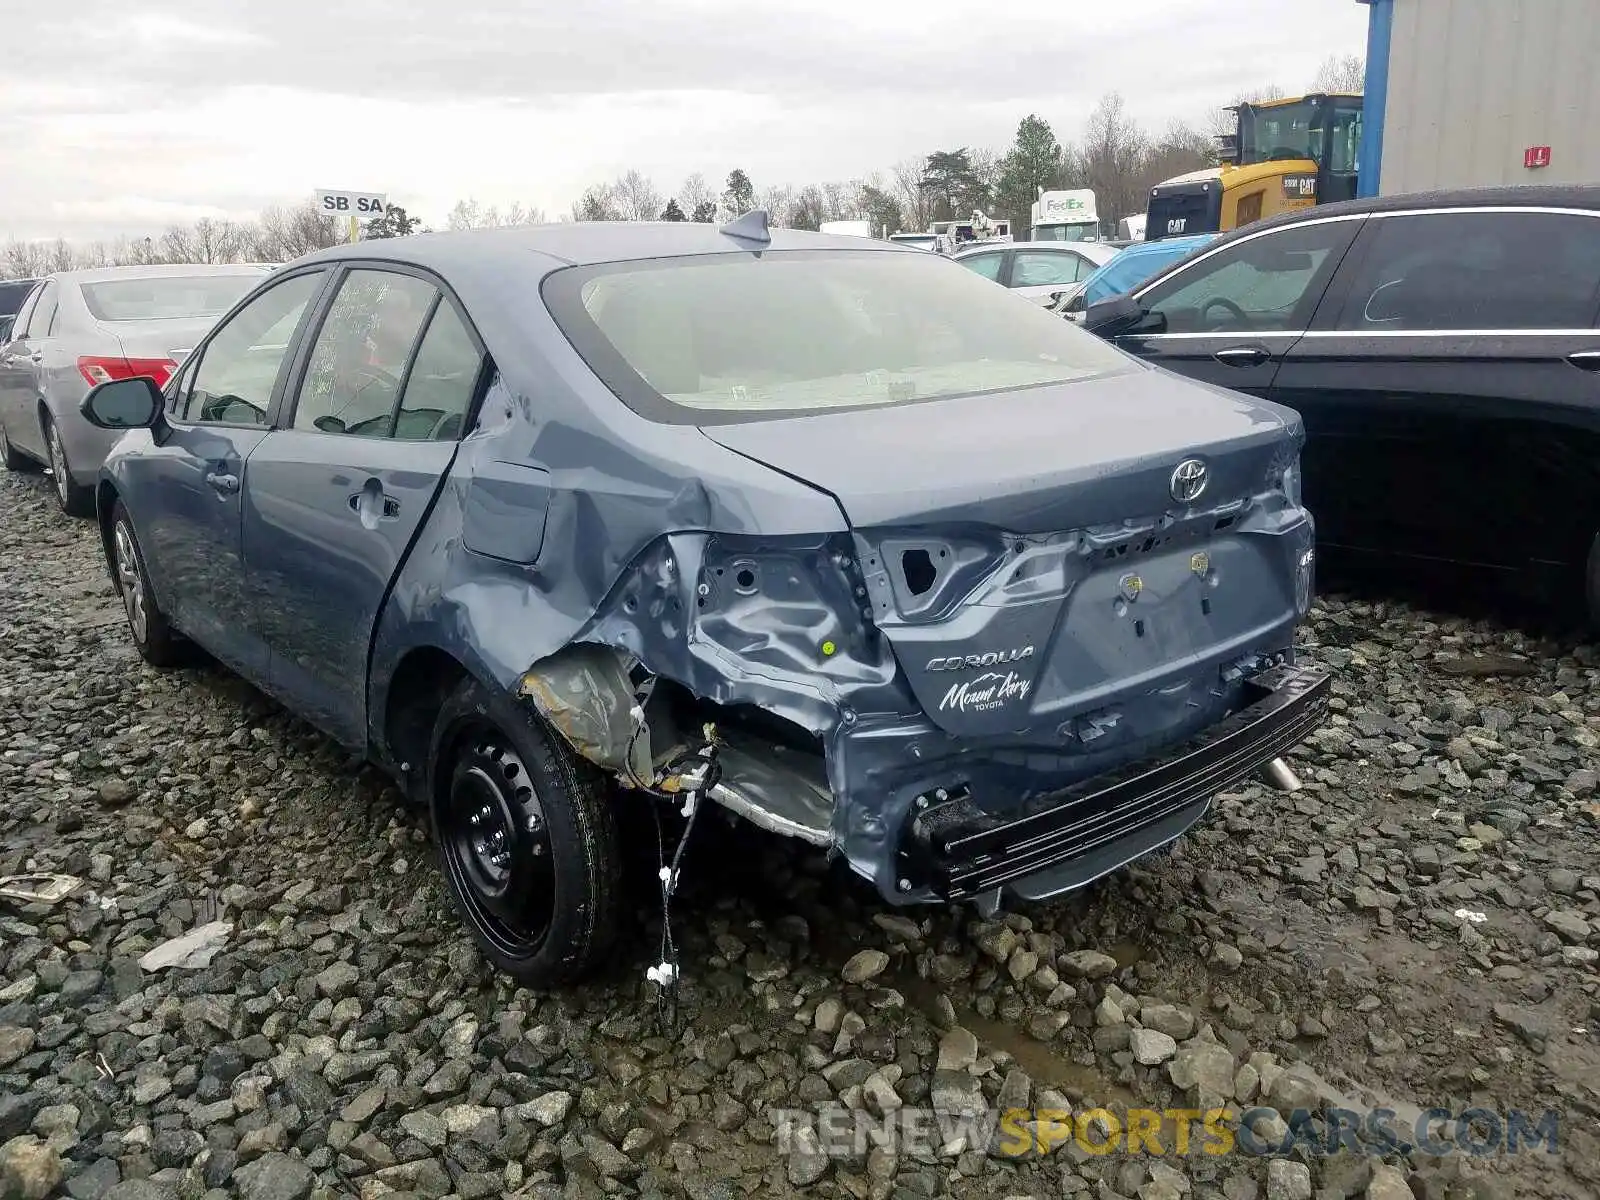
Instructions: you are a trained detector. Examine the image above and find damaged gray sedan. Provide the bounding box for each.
[79,212,1329,987]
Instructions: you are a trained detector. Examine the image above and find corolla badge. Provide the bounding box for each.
[1170,457,1208,504]
[938,671,1031,714]
[926,646,1034,672]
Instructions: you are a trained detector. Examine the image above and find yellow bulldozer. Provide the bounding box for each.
[1144,93,1364,241]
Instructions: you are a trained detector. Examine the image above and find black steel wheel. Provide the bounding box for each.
[428,677,622,987]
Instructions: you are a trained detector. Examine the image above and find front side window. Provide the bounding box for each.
[544,249,1136,423]
[1137,220,1358,334]
[180,272,324,425]
[293,270,438,436]
[6,285,42,341]
[1013,251,1088,287]
[1334,211,1600,332]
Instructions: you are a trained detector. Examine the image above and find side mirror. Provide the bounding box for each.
[80,377,164,430]
[1082,294,1162,337]
[1065,292,1088,314]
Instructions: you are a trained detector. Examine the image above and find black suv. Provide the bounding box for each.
[1081,186,1600,622]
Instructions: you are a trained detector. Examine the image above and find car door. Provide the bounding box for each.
[120,269,332,680]
[1009,248,1095,304]
[1111,216,1365,401]
[0,282,56,460]
[0,282,44,458]
[1271,207,1600,574]
[243,265,485,746]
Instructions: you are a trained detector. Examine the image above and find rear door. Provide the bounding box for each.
[243,265,486,746]
[1271,207,1600,572]
[1112,215,1365,401]
[122,269,332,679]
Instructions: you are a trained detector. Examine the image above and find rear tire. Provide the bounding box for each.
[427,677,623,987]
[1586,532,1600,632]
[111,501,185,668]
[43,413,93,517]
[0,422,36,472]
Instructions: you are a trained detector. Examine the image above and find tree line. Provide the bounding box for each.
[0,55,1362,279]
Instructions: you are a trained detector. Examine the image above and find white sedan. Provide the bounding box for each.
[952,240,1120,305]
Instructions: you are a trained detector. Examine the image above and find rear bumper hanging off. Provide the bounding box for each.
[899,664,1331,901]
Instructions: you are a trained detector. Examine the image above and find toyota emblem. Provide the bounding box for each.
[1170,458,1208,504]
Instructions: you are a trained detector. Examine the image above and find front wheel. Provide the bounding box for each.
[43,413,93,517]
[111,501,185,667]
[427,677,623,987]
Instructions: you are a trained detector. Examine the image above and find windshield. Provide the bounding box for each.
[544,249,1135,424]
[81,273,262,322]
[1032,223,1099,243]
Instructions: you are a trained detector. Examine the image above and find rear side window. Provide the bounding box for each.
[1013,251,1088,287]
[957,252,1004,281]
[1333,211,1600,332]
[24,282,58,338]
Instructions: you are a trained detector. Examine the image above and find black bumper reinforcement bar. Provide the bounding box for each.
[905,664,1331,900]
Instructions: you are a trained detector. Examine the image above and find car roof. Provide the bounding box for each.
[293,220,909,276]
[1203,184,1600,257]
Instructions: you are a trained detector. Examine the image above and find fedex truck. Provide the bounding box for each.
[1029,189,1100,242]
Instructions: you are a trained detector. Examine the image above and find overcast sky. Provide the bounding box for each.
[1,0,1367,243]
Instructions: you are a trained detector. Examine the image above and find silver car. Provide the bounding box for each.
[0,264,270,515]
[952,240,1120,306]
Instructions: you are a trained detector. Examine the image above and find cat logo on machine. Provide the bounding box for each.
[926,646,1034,672]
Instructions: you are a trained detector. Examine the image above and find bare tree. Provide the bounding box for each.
[1313,53,1365,93]
[160,217,249,264]
[447,198,546,229]
[1142,120,1216,191]
[1207,84,1287,143]
[820,180,865,221]
[677,173,719,223]
[612,171,663,222]
[46,239,78,273]
[2,241,50,278]
[250,203,342,262]
[571,183,621,222]
[788,186,827,231]
[890,157,933,233]
[1080,93,1151,228]
[755,184,796,226]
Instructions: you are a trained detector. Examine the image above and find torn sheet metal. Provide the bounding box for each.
[0,873,83,906]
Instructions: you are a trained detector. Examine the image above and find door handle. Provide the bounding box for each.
[1212,346,1271,367]
[1566,350,1600,372]
[204,471,239,495]
[348,490,400,520]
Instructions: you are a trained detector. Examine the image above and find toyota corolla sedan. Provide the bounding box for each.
[0,263,271,514]
[80,214,1327,986]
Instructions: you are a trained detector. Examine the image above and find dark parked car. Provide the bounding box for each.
[80,215,1327,986]
[1079,185,1600,621]
[0,277,40,343]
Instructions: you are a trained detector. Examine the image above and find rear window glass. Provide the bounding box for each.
[543,249,1134,424]
[81,274,262,322]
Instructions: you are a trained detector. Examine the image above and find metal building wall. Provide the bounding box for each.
[1377,0,1600,194]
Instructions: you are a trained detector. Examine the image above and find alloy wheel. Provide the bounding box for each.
[113,521,148,644]
[438,726,556,959]
[47,422,69,507]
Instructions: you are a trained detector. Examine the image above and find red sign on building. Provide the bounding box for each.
[1524,145,1552,169]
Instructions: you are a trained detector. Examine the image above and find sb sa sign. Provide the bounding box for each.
[316,190,388,219]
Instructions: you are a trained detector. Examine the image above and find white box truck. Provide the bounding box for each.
[1029,190,1100,242]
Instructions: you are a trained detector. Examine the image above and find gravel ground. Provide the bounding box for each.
[1,464,1598,1200]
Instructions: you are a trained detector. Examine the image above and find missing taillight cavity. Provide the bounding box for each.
[902,549,936,595]
[78,355,177,389]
